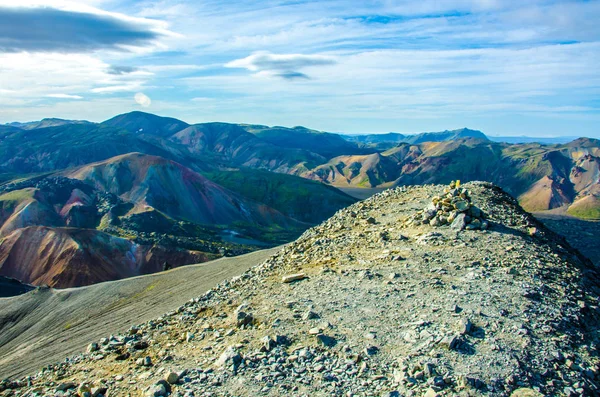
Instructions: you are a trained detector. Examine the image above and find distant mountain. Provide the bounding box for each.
[0,123,183,174]
[172,123,325,173]
[343,132,406,144]
[6,118,92,130]
[404,128,488,144]
[242,124,368,158]
[101,111,189,137]
[343,128,488,149]
[489,135,581,144]
[1,110,598,229]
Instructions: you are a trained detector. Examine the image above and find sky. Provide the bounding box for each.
[0,0,599,137]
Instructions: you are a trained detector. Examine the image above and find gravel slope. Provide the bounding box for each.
[0,247,281,379]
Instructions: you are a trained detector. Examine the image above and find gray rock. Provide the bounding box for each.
[302,310,320,320]
[146,381,171,397]
[86,343,99,353]
[165,371,180,384]
[236,311,253,327]
[451,213,466,231]
[215,346,242,369]
[459,318,473,335]
[454,200,469,212]
[439,334,460,350]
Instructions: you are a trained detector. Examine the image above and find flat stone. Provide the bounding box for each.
[282,273,308,283]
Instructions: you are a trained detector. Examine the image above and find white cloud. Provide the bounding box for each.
[0,1,176,53]
[134,92,152,107]
[0,52,154,98]
[45,94,83,99]
[1,0,599,136]
[92,82,146,93]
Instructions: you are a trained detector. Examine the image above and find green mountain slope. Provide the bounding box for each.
[204,168,357,224]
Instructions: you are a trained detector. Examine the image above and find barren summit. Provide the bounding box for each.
[3,182,599,396]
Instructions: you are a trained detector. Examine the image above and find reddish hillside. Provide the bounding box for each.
[519,175,573,212]
[64,152,301,228]
[0,226,209,288]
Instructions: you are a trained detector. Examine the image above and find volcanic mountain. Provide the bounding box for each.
[0,153,327,289]
[1,110,599,223]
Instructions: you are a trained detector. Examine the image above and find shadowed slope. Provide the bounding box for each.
[172,123,325,173]
[205,168,357,224]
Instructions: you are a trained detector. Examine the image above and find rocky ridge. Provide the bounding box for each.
[2,182,600,397]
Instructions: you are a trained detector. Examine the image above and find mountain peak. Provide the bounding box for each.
[102,111,189,137]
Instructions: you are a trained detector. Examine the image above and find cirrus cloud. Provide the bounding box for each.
[45,93,83,99]
[225,51,337,80]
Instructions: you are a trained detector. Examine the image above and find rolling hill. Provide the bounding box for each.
[344,128,488,149]
[302,152,401,187]
[171,123,324,173]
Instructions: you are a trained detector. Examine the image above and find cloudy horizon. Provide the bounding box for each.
[0,0,599,137]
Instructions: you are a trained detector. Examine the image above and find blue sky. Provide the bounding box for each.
[0,0,599,137]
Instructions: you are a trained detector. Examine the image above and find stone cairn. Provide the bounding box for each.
[404,180,489,231]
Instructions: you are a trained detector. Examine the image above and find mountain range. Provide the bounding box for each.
[0,111,598,290]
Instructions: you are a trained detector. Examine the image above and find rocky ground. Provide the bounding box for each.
[2,182,600,397]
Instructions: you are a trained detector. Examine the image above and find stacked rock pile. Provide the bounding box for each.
[405,180,489,231]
